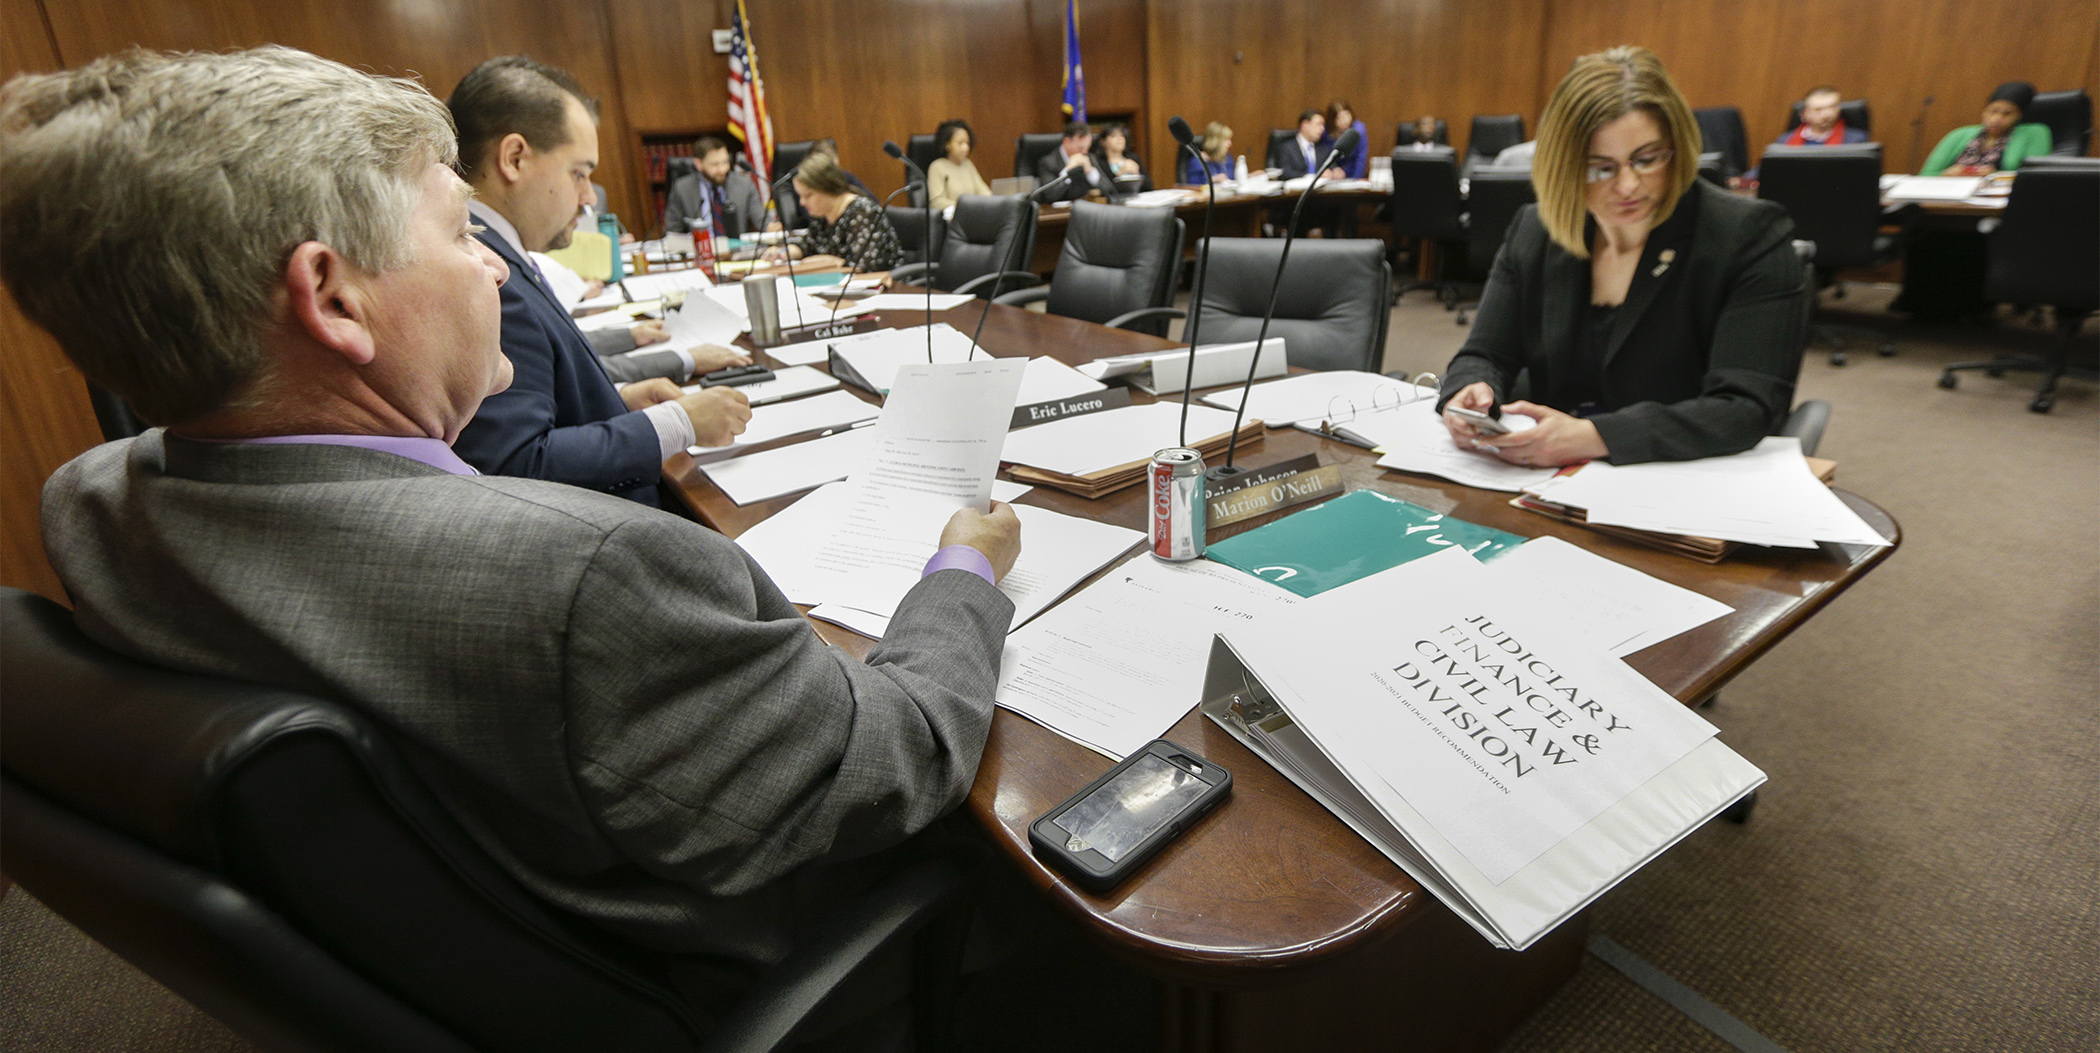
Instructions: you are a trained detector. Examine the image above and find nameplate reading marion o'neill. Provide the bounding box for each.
[1009,387,1133,430]
[1208,462,1344,528]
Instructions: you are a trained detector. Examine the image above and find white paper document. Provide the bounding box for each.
[998,402,1249,476]
[573,303,649,332]
[1365,400,1561,492]
[1530,437,1890,548]
[1013,357,1109,407]
[621,269,715,300]
[1883,175,1985,201]
[1200,372,1433,427]
[1078,339,1286,393]
[1482,537,1731,656]
[857,359,1028,508]
[1227,548,1722,885]
[825,324,986,393]
[685,390,877,456]
[750,486,1141,636]
[997,557,1304,758]
[852,293,977,312]
[700,425,879,505]
[659,293,746,352]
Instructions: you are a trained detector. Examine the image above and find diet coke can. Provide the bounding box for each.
[1149,447,1206,561]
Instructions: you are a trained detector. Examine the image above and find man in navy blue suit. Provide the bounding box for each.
[449,56,750,506]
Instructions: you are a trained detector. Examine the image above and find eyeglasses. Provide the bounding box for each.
[1584,150,1673,184]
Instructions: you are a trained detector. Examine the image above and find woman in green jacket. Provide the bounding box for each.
[1920,82,2054,175]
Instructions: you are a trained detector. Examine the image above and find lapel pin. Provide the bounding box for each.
[1651,248,1676,278]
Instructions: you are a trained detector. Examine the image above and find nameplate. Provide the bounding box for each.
[1206,462,1344,528]
[780,317,878,344]
[1009,386,1132,430]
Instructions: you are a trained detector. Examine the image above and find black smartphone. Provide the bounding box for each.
[1029,740,1230,893]
[699,364,776,388]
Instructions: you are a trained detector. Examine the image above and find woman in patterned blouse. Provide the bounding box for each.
[766,153,903,272]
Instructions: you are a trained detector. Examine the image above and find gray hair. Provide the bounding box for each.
[0,46,455,425]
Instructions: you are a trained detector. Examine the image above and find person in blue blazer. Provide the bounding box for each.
[447,56,749,506]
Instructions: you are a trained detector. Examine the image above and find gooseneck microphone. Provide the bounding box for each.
[755,169,809,327]
[1212,125,1359,482]
[1167,115,1221,448]
[883,140,939,361]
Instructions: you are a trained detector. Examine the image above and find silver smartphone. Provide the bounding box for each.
[1447,405,1511,436]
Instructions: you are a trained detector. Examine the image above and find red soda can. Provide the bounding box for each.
[1149,447,1207,561]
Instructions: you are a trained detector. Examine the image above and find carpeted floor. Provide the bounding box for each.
[3,285,2095,1053]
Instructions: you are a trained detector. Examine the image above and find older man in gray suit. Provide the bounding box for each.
[1,44,1021,1024]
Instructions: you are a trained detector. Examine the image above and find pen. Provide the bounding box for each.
[816,418,878,439]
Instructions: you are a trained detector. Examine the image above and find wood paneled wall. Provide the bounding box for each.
[3,0,2096,600]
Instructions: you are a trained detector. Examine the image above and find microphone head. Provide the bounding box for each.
[1168,116,1195,146]
[882,140,906,160]
[1334,126,1361,154]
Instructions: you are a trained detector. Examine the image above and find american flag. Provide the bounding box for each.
[726,0,774,188]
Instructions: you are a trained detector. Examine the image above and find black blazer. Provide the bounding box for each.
[1033,147,1101,202]
[1272,135,1332,180]
[455,228,664,505]
[1438,181,1803,464]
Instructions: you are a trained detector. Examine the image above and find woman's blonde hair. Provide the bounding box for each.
[1533,46,1701,258]
[1201,121,1232,161]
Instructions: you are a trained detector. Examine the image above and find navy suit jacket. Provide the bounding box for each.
[455,229,664,506]
[1273,135,1331,180]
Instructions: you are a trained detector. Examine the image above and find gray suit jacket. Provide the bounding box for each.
[587,327,689,384]
[664,169,768,238]
[43,433,1015,966]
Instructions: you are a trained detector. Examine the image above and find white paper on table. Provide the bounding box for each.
[1362,399,1560,492]
[1014,357,1109,407]
[660,293,745,351]
[998,402,1247,476]
[852,293,976,312]
[699,425,879,505]
[1481,537,1732,656]
[682,365,840,405]
[1539,437,1889,548]
[995,557,1303,758]
[622,269,714,300]
[573,286,626,313]
[1883,175,1984,201]
[763,338,836,368]
[1233,547,1720,884]
[804,499,1142,635]
[574,306,645,333]
[697,278,874,332]
[685,390,878,456]
[857,358,1028,508]
[824,324,985,393]
[1200,372,1433,426]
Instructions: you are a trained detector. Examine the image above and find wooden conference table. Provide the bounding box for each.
[1029,181,1392,273]
[661,295,1900,1052]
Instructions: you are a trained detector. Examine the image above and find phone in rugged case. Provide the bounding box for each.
[1028,739,1230,893]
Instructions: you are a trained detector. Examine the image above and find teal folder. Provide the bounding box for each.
[1204,489,1523,598]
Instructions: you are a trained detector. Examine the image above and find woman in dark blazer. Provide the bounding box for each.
[1439,46,1802,466]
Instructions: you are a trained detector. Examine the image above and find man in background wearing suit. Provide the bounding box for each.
[5,45,1023,1037]
[663,135,767,238]
[1272,109,1343,236]
[1033,121,1102,202]
[448,55,750,506]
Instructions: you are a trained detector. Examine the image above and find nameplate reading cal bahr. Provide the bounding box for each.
[780,316,879,344]
[1009,386,1132,431]
[1206,455,1344,528]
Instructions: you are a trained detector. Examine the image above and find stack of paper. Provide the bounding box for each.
[1516,437,1887,560]
[684,389,877,457]
[621,269,715,300]
[999,402,1266,498]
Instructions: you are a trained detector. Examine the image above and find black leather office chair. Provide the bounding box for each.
[1757,143,1900,364]
[1693,106,1751,180]
[1697,152,1729,186]
[886,205,949,268]
[769,139,819,225]
[1258,128,1294,173]
[1012,133,1063,183]
[1455,166,1535,325]
[1185,238,1390,373]
[2026,89,2094,156]
[1394,119,1450,148]
[992,201,1183,337]
[1466,115,1526,172]
[1936,165,2098,412]
[85,381,146,441]
[1385,147,1467,307]
[889,193,1038,299]
[0,587,978,1053]
[1786,98,1872,136]
[667,154,698,187]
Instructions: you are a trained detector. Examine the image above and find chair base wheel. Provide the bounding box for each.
[2031,394,2055,413]
[1877,344,1895,357]
[1830,351,1848,367]
[1986,368,2006,378]
[1938,372,1958,389]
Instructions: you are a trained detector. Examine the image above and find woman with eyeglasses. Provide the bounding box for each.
[1438,46,1804,467]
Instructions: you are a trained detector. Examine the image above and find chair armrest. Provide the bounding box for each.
[888,262,936,285]
[952,271,1040,298]
[993,286,1052,308]
[1103,306,1186,331]
[697,849,978,1053]
[1780,399,1830,458]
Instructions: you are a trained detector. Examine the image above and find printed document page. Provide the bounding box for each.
[857,359,1027,508]
[996,558,1303,758]
[1482,537,1731,656]
[1534,437,1889,547]
[700,425,878,505]
[999,402,1246,476]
